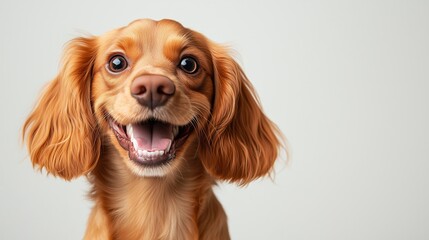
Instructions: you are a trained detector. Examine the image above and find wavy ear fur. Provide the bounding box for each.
[22,37,100,180]
[199,43,281,185]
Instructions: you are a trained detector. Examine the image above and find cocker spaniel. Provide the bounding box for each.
[23,19,282,240]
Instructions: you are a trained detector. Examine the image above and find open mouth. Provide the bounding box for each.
[108,117,192,167]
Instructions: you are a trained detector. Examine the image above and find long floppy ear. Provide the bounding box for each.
[199,43,281,185]
[22,37,101,180]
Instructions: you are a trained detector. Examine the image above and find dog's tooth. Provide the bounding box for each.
[173,126,179,137]
[165,140,172,153]
[126,124,133,137]
[142,150,148,158]
[159,150,164,156]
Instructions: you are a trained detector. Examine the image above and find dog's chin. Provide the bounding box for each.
[108,116,193,177]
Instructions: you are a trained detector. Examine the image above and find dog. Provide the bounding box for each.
[23,19,282,240]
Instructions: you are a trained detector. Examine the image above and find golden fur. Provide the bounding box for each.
[23,19,281,239]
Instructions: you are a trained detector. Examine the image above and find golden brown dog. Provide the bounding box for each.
[23,19,281,240]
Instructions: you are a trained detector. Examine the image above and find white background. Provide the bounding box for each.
[1,0,428,239]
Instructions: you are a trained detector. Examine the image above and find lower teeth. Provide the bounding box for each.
[138,150,165,158]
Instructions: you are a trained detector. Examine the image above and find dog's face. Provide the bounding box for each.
[91,19,214,177]
[23,19,280,184]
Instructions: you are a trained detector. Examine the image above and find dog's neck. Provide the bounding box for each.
[88,143,227,239]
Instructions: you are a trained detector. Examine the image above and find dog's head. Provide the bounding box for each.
[23,19,281,184]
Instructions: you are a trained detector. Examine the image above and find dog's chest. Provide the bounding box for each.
[111,180,198,240]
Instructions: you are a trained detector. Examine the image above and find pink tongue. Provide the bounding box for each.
[130,121,173,151]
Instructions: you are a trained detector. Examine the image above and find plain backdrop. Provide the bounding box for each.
[1,0,428,239]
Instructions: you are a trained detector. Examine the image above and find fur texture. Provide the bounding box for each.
[23,19,282,240]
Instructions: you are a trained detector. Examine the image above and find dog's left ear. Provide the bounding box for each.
[23,37,101,180]
[199,42,282,185]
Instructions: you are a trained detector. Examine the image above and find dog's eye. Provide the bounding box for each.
[179,57,198,74]
[108,55,128,73]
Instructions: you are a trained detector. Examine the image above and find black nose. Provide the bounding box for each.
[130,75,175,109]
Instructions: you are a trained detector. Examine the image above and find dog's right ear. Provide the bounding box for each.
[22,37,101,180]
